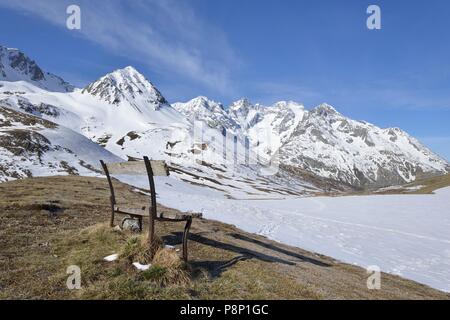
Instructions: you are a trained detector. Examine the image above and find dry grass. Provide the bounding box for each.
[344,173,450,196]
[120,233,162,265]
[406,173,450,194]
[148,248,190,287]
[0,175,448,300]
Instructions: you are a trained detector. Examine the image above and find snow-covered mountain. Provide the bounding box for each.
[172,96,239,134]
[0,68,190,161]
[0,105,120,182]
[0,54,315,197]
[82,66,168,111]
[244,100,306,159]
[173,98,306,161]
[228,98,264,130]
[0,45,448,191]
[0,46,74,93]
[174,98,449,189]
[280,103,449,187]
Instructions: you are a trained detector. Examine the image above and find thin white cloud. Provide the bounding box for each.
[0,0,239,93]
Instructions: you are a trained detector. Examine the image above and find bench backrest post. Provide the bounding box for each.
[144,156,157,244]
[100,160,116,227]
[100,160,116,204]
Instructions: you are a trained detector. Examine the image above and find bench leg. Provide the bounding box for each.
[182,217,192,262]
[109,205,115,228]
[138,217,143,232]
[148,215,155,246]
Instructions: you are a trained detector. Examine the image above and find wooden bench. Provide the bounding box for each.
[100,156,202,262]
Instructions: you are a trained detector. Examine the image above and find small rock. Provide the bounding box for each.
[121,217,141,232]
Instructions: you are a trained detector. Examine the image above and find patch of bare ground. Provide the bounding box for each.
[0,176,448,299]
[348,173,450,196]
[389,173,450,195]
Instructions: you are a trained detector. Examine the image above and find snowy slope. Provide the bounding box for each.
[0,105,121,182]
[116,174,450,292]
[0,46,74,92]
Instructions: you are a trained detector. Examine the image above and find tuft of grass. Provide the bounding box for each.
[142,266,167,281]
[120,233,162,264]
[149,248,190,287]
[153,248,184,269]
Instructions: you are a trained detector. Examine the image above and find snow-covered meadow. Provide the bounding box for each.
[121,175,450,292]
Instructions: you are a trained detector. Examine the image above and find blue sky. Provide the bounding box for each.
[0,0,449,160]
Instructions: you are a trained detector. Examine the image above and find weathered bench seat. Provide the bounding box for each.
[114,205,202,220]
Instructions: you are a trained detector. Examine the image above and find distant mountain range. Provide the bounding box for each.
[174,97,449,188]
[0,45,448,191]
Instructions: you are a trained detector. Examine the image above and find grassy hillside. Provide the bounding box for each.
[0,176,448,299]
[372,173,450,195]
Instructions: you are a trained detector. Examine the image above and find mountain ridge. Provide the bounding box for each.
[0,45,74,93]
[0,45,448,190]
[174,97,449,188]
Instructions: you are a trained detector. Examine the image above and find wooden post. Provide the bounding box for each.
[182,217,192,262]
[144,156,157,246]
[100,160,116,227]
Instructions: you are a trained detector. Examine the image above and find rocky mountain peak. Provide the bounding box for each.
[0,45,74,93]
[271,100,304,110]
[191,96,225,111]
[229,98,255,113]
[228,98,263,129]
[311,103,339,117]
[82,66,168,111]
[172,96,238,132]
[1,46,45,80]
